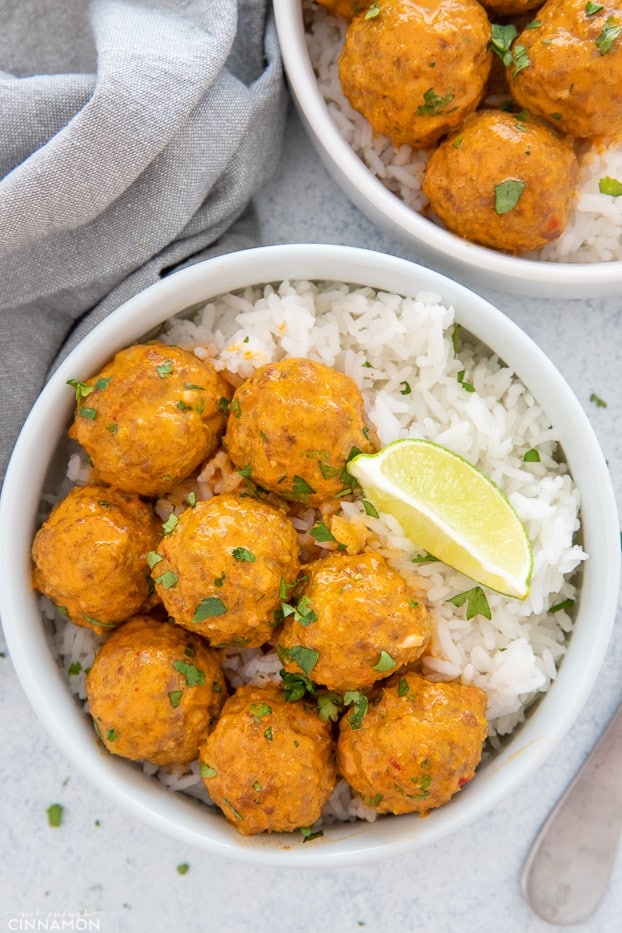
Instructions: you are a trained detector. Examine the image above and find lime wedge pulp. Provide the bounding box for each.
[347,438,532,599]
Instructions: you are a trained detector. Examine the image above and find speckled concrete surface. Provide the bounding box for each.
[1,102,621,933]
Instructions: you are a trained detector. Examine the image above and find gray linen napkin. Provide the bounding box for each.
[0,0,287,484]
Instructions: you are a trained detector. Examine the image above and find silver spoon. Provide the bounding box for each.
[521,699,622,925]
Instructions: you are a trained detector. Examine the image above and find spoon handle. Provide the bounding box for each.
[521,700,622,925]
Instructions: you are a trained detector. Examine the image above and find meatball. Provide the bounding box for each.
[86,615,227,766]
[31,485,158,633]
[422,109,579,253]
[507,0,622,140]
[277,551,431,692]
[224,357,376,506]
[199,684,336,835]
[153,494,300,648]
[68,342,231,497]
[337,672,488,815]
[338,0,492,149]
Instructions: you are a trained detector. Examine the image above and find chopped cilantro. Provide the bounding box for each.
[590,392,607,408]
[417,88,457,116]
[231,546,255,562]
[494,178,525,215]
[411,551,439,564]
[361,499,379,519]
[168,690,183,707]
[317,691,343,722]
[248,702,272,723]
[549,597,575,613]
[176,863,190,875]
[457,369,475,392]
[309,520,338,544]
[523,448,541,462]
[595,16,622,54]
[146,550,163,569]
[67,379,93,403]
[280,670,315,701]
[156,360,174,377]
[161,513,179,535]
[488,23,518,66]
[172,660,206,686]
[154,570,178,589]
[344,690,368,729]
[278,644,320,678]
[372,650,396,672]
[448,586,492,620]
[46,803,63,828]
[599,176,622,196]
[193,596,227,621]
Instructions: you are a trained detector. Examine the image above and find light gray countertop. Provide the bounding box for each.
[1,101,621,933]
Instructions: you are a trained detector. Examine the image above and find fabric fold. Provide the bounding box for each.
[0,0,287,483]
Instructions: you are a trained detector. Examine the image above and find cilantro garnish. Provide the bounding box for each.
[168,690,183,707]
[447,586,492,620]
[494,178,525,215]
[156,360,174,377]
[417,88,457,116]
[248,702,272,723]
[599,176,622,196]
[231,546,255,562]
[193,596,227,621]
[372,650,396,672]
[278,644,320,678]
[154,570,178,589]
[161,513,179,535]
[549,597,575,613]
[280,670,315,701]
[488,23,518,66]
[172,660,206,686]
[46,804,63,828]
[595,16,622,54]
[343,690,368,729]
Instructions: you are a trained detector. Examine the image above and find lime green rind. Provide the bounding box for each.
[347,439,533,600]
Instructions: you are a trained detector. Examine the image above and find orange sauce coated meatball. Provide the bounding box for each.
[277,550,431,692]
[337,672,488,814]
[224,357,376,506]
[507,0,622,141]
[422,109,579,253]
[86,615,227,766]
[31,485,159,633]
[338,0,492,149]
[153,495,300,648]
[199,684,336,835]
[69,342,231,497]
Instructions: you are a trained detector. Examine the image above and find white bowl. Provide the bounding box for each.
[273,1,622,299]
[1,244,619,866]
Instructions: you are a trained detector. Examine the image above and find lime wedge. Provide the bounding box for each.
[348,438,532,599]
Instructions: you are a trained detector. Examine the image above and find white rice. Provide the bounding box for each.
[49,279,585,825]
[305,3,622,263]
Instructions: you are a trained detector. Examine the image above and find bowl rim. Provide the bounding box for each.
[1,243,619,866]
[272,0,622,292]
